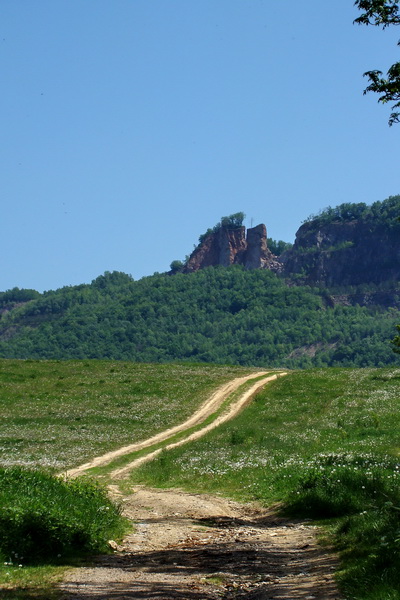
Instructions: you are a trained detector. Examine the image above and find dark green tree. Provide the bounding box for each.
[170,260,184,272]
[267,238,293,256]
[391,323,400,353]
[355,0,400,125]
[220,212,246,229]
[198,213,246,245]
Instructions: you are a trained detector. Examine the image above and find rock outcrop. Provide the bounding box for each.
[182,224,281,273]
[177,203,400,298]
[280,220,400,287]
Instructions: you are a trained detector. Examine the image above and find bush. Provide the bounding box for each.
[0,467,127,564]
[283,458,400,599]
[285,466,389,518]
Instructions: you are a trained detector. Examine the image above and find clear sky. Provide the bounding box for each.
[1,1,399,292]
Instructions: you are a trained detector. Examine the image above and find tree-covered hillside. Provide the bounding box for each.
[0,267,399,368]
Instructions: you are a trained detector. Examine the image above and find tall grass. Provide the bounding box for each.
[0,467,127,565]
[284,455,400,599]
[132,367,400,600]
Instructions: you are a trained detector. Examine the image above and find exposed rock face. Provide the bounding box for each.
[218,226,247,267]
[179,216,400,298]
[245,224,269,269]
[281,220,400,287]
[323,291,400,310]
[183,224,280,273]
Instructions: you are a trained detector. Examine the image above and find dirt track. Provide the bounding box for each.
[63,371,282,479]
[60,486,341,600]
[59,371,342,600]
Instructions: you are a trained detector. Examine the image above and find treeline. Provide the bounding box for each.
[303,195,400,229]
[0,267,398,368]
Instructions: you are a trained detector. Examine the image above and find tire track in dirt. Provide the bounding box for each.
[63,371,285,479]
[111,373,285,479]
[60,487,341,600]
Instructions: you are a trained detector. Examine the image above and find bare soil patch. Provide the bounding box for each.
[59,486,341,600]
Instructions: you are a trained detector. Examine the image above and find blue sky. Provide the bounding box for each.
[1,1,399,292]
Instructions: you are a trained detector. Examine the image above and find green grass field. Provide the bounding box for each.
[0,359,255,470]
[0,359,257,598]
[1,361,400,599]
[132,368,400,499]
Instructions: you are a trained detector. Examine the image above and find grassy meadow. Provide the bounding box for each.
[1,361,400,599]
[0,359,255,470]
[132,368,400,500]
[0,359,257,598]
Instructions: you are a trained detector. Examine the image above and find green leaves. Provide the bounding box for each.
[363,65,400,126]
[355,1,400,125]
[0,265,399,368]
[354,0,400,28]
[0,468,126,564]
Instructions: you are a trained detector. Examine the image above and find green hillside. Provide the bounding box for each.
[0,267,399,367]
[2,196,400,367]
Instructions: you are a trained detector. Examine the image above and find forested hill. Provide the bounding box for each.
[1,196,400,368]
[0,268,399,368]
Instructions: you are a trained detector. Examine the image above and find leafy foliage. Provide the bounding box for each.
[0,265,399,368]
[0,288,40,306]
[267,238,293,256]
[220,212,246,228]
[363,63,400,126]
[354,0,400,125]
[0,468,126,564]
[0,266,399,368]
[355,0,400,28]
[169,260,184,272]
[198,212,246,244]
[303,194,400,226]
[391,323,400,352]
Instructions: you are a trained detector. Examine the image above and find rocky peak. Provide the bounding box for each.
[182,223,280,273]
[176,196,400,292]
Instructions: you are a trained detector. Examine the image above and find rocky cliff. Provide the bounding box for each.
[182,224,281,273]
[281,219,400,287]
[180,217,400,287]
[178,197,400,293]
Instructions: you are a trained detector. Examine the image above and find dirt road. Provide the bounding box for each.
[63,371,282,479]
[59,371,341,599]
[60,486,341,599]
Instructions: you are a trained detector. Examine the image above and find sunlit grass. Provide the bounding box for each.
[0,359,259,598]
[132,368,400,498]
[4,362,400,599]
[0,359,255,470]
[91,372,273,477]
[0,562,67,599]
